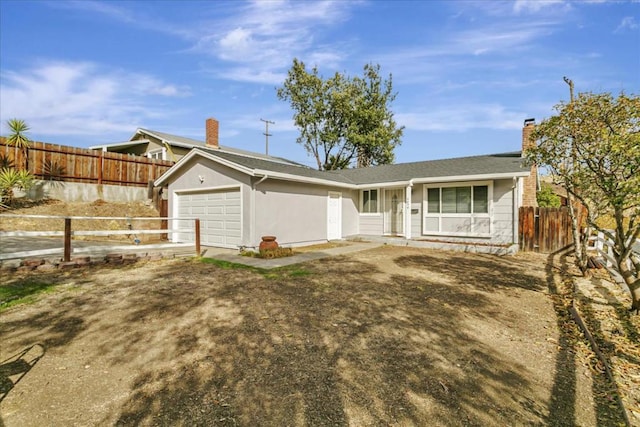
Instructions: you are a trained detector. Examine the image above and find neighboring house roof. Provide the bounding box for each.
[91,128,303,167]
[155,146,530,189]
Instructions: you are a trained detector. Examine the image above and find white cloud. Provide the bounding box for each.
[0,61,191,137]
[615,16,639,33]
[397,104,526,132]
[190,0,358,83]
[513,0,569,14]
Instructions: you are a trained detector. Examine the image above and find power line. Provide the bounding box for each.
[260,118,274,155]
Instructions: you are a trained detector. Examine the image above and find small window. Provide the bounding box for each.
[473,185,489,213]
[427,188,440,213]
[362,189,378,213]
[147,149,163,160]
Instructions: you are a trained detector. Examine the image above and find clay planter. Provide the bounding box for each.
[259,235,279,252]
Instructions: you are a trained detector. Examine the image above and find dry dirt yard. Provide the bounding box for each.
[0,244,632,426]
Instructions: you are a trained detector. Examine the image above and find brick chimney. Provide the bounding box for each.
[206,118,219,149]
[521,118,538,207]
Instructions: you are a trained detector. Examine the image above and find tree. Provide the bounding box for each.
[537,182,561,208]
[526,91,640,312]
[5,118,32,171]
[277,59,404,170]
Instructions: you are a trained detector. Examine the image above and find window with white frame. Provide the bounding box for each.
[147,149,164,160]
[360,189,379,214]
[423,182,491,236]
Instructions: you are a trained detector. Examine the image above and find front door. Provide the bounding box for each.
[384,188,404,235]
[327,192,342,240]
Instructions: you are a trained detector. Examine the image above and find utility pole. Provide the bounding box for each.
[260,118,274,155]
[563,76,574,102]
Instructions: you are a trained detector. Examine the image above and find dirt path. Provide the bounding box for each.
[0,246,625,426]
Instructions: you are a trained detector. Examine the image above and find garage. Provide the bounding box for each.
[174,188,241,248]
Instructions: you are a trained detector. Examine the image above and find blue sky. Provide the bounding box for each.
[1,0,638,167]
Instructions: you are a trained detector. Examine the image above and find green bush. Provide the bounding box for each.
[537,182,561,208]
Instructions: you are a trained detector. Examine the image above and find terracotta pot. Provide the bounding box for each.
[259,236,278,251]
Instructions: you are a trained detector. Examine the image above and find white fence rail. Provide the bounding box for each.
[587,230,638,287]
[0,214,202,261]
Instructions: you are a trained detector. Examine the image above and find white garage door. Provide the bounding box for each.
[175,189,241,248]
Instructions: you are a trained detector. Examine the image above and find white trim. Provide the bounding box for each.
[410,172,529,184]
[147,148,165,161]
[174,184,242,194]
[422,181,493,237]
[155,149,255,186]
[327,191,342,240]
[89,139,150,150]
[405,182,413,239]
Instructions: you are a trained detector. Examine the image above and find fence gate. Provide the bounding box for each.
[519,207,574,253]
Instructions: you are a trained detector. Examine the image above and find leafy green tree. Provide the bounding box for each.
[277,59,404,170]
[527,92,640,312]
[5,118,32,171]
[349,64,404,168]
[537,182,561,208]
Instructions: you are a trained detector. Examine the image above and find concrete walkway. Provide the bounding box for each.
[199,241,382,269]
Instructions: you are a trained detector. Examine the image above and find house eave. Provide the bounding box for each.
[89,139,150,150]
[410,171,530,184]
[351,172,529,189]
[154,148,255,187]
[252,169,355,189]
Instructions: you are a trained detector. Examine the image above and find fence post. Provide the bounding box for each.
[64,218,72,262]
[195,219,201,257]
[98,151,103,185]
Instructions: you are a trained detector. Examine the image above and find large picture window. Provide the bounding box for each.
[423,183,491,236]
[361,189,378,214]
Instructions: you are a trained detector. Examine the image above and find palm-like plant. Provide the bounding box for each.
[0,167,34,206]
[6,119,32,171]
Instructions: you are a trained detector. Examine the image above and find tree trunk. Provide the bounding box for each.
[567,194,587,272]
[620,253,640,314]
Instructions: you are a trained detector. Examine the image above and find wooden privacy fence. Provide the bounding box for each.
[0,139,173,187]
[519,206,574,253]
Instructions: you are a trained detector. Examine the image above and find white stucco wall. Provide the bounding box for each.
[253,180,356,247]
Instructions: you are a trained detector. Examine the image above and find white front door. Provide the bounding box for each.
[384,188,405,235]
[327,192,342,240]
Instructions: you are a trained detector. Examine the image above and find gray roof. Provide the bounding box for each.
[199,147,529,186]
[333,151,528,184]
[139,128,303,166]
[197,147,355,184]
[138,128,205,147]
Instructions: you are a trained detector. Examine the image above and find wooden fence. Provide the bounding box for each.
[519,206,575,253]
[0,138,173,187]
